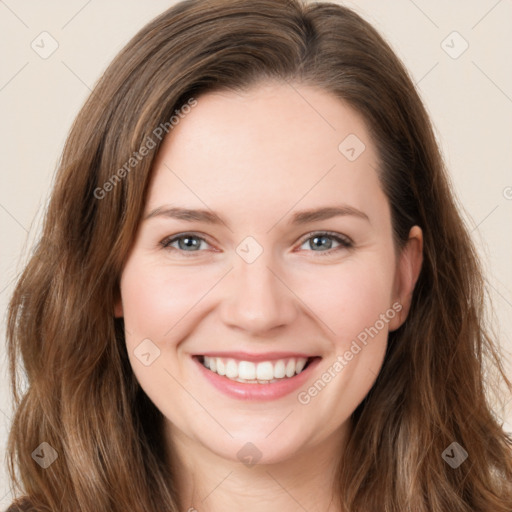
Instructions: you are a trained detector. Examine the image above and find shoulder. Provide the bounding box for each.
[5,497,34,512]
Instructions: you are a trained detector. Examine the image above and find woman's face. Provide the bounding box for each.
[115,82,422,465]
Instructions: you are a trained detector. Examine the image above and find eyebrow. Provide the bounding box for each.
[143,205,369,229]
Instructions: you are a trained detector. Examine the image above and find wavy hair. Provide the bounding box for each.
[6,0,512,510]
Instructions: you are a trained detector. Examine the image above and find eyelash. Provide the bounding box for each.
[160,231,353,258]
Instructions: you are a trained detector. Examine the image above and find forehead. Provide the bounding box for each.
[146,82,386,225]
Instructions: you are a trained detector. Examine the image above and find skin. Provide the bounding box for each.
[115,81,423,511]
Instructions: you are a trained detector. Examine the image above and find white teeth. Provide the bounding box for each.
[238,361,256,380]
[200,356,310,382]
[216,359,226,376]
[256,361,274,380]
[285,359,296,377]
[274,360,286,378]
[295,358,307,374]
[226,360,238,379]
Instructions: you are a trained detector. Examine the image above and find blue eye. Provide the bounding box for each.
[161,234,209,253]
[160,231,353,257]
[299,232,353,255]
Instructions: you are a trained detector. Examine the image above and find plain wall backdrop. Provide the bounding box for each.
[1,0,511,505]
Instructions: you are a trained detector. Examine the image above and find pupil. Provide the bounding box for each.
[180,237,198,250]
[312,235,331,250]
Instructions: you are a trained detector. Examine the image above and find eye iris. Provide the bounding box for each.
[179,236,200,250]
[311,235,332,250]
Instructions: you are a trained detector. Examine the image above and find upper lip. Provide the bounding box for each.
[194,351,319,362]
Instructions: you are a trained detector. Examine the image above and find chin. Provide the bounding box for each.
[199,426,313,467]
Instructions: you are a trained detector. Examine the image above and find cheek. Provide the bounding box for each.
[292,255,396,342]
[120,260,214,344]
[293,259,395,432]
[119,261,212,414]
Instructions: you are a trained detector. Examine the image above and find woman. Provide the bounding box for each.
[5,0,512,510]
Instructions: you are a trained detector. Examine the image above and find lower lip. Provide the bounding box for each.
[193,356,321,401]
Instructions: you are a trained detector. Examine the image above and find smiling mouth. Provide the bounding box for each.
[195,355,319,384]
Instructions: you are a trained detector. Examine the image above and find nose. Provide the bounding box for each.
[218,251,299,336]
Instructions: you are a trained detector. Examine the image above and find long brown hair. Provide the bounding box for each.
[6,0,512,510]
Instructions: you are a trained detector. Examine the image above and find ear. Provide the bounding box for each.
[388,225,423,331]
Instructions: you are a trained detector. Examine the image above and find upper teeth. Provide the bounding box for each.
[202,356,308,382]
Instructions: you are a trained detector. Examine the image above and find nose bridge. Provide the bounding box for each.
[219,246,297,334]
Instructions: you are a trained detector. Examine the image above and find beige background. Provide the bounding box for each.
[1,0,511,504]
